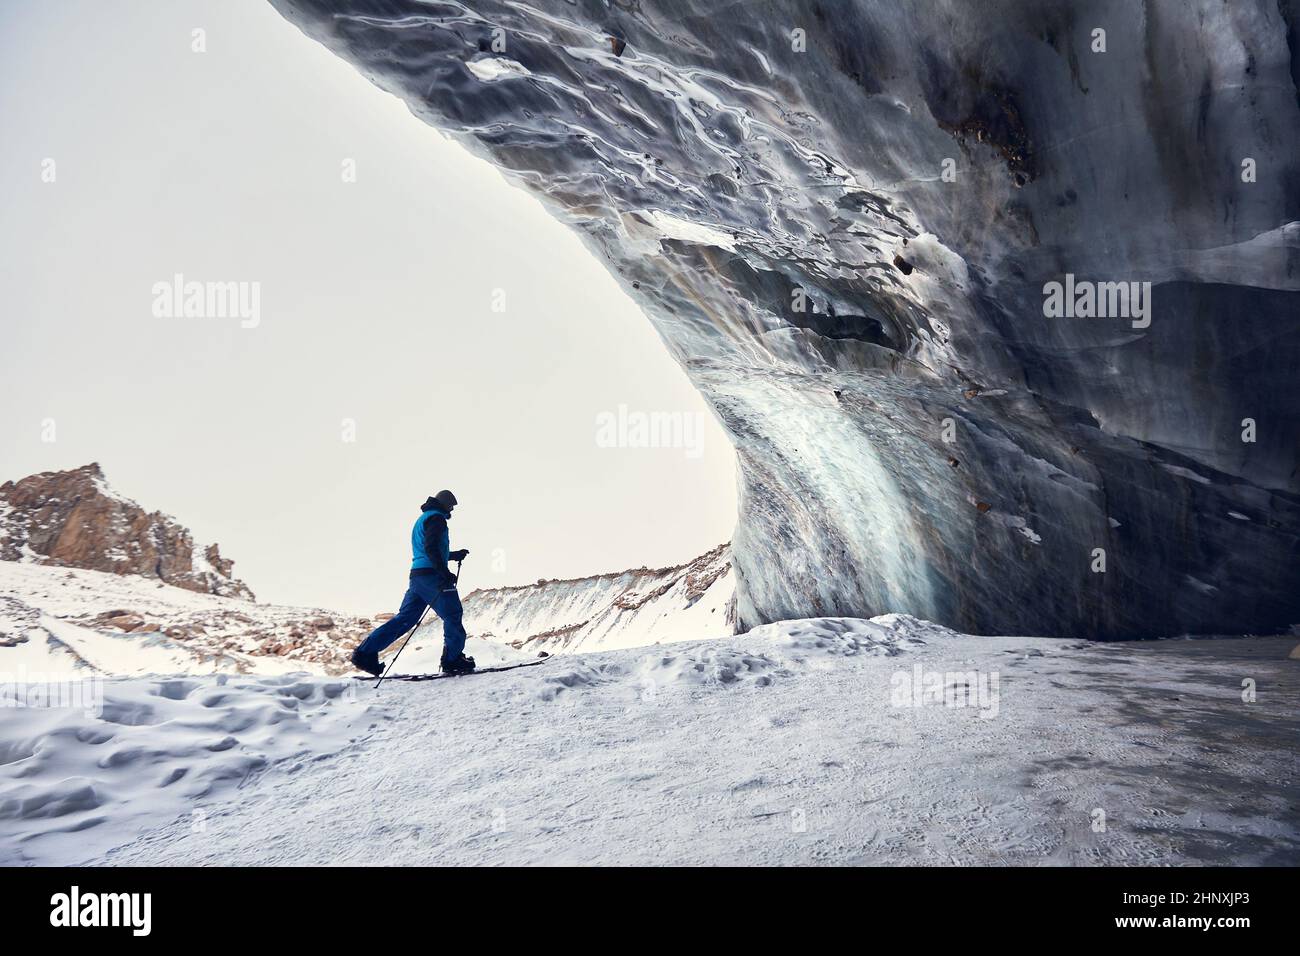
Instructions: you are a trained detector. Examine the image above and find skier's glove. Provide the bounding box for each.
[449,548,470,562]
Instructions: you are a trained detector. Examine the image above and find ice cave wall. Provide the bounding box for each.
[272,0,1300,637]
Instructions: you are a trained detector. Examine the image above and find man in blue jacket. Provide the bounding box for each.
[350,489,473,677]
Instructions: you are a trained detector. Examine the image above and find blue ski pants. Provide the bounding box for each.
[357,576,467,664]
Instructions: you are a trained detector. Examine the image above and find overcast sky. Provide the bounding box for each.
[0,0,736,615]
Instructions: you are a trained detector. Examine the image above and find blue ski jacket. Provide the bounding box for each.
[410,498,453,585]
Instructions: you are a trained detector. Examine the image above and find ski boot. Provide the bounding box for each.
[440,654,476,676]
[350,648,383,677]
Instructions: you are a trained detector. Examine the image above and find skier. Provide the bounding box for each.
[350,489,473,677]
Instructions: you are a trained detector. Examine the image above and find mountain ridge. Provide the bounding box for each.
[459,542,734,655]
[0,462,254,600]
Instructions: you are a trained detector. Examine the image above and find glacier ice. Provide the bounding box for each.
[271,0,1300,637]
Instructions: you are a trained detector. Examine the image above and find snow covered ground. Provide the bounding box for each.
[0,561,374,675]
[0,672,368,866]
[3,615,1295,866]
[0,547,735,675]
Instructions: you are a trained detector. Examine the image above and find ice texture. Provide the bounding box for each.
[270,0,1300,637]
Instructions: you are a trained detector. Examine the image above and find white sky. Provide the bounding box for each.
[0,0,736,615]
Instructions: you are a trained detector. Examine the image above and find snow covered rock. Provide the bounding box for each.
[271,0,1300,638]
[0,561,372,675]
[0,466,384,673]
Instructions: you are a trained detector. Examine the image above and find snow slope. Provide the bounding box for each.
[5,615,1295,866]
[0,673,374,865]
[461,543,734,654]
[0,560,373,676]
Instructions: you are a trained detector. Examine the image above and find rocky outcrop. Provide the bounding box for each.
[463,544,734,653]
[0,463,255,600]
[273,0,1300,638]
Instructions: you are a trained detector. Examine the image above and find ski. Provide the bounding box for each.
[354,656,553,682]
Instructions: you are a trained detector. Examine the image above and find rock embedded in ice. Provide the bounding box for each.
[271,0,1300,637]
